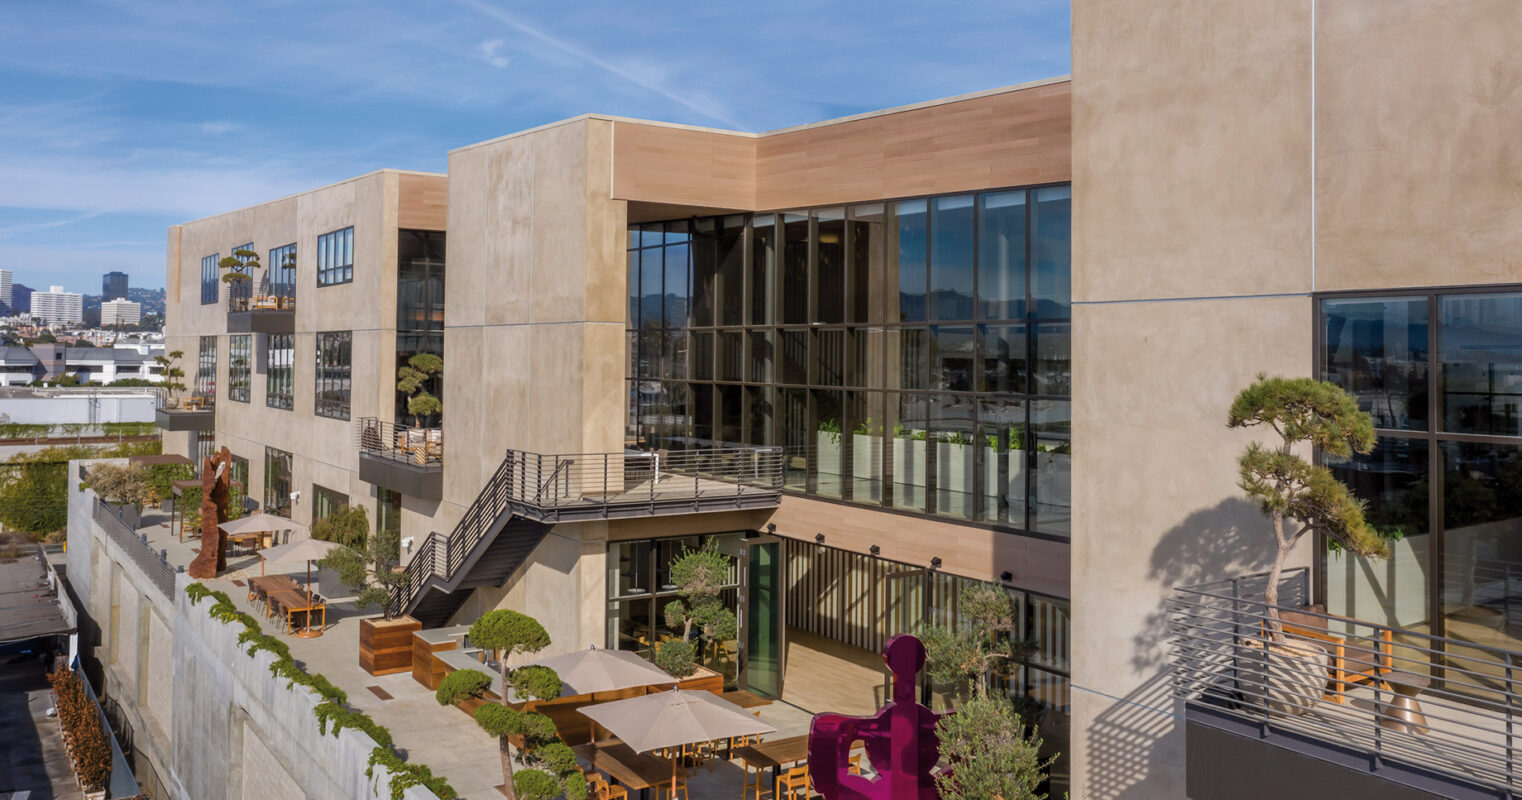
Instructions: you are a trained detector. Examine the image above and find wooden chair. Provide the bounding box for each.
[659,774,690,800]
[776,765,810,800]
[586,772,627,800]
[742,758,772,800]
[1278,604,1396,703]
[849,752,863,775]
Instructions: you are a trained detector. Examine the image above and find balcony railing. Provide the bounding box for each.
[356,417,442,467]
[155,391,213,412]
[93,494,180,599]
[1170,569,1522,797]
[500,445,784,522]
[226,291,294,313]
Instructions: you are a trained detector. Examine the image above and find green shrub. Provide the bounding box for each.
[435,669,492,706]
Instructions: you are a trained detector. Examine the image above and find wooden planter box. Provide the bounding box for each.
[652,664,724,694]
[359,615,421,676]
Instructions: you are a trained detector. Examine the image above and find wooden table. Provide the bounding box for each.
[249,575,300,605]
[720,690,772,709]
[573,741,686,799]
[734,734,810,792]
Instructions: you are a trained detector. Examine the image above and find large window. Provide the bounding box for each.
[266,333,294,410]
[396,230,445,422]
[606,532,744,685]
[195,336,216,402]
[1321,288,1522,648]
[200,254,219,304]
[378,487,402,539]
[268,242,297,297]
[315,331,352,419]
[228,334,251,402]
[626,185,1072,539]
[313,484,347,524]
[317,227,354,287]
[264,447,292,517]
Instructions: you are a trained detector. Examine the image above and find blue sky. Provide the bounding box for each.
[0,0,1070,295]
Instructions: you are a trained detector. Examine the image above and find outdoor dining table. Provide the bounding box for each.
[572,741,687,800]
[269,588,325,634]
[733,734,811,789]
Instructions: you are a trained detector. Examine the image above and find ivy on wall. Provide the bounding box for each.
[185,583,457,800]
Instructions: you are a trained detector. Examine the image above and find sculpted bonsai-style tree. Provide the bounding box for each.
[318,508,407,620]
[654,541,737,678]
[434,610,584,800]
[922,584,1035,702]
[397,353,443,427]
[1228,375,1389,641]
[220,248,261,307]
[155,349,187,408]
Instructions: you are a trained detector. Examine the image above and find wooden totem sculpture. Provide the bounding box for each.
[187,446,233,579]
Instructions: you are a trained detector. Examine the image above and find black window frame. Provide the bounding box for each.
[315,330,353,420]
[266,332,294,410]
[201,253,219,304]
[228,334,251,403]
[317,227,354,287]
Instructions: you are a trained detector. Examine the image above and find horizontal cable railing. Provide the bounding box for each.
[93,494,180,599]
[356,417,443,467]
[226,291,294,313]
[501,445,784,521]
[1170,568,1522,796]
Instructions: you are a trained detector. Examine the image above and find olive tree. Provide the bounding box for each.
[1228,375,1388,640]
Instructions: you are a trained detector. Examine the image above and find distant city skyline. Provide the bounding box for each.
[0,270,162,298]
[0,1,1069,294]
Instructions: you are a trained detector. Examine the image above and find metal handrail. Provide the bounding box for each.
[225,290,294,313]
[1170,569,1522,796]
[93,494,180,599]
[356,417,443,467]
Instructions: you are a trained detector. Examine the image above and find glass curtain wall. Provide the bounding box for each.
[396,230,445,424]
[626,184,1071,538]
[606,532,744,687]
[1321,289,1522,649]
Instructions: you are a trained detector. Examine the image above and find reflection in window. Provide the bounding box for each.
[1031,400,1070,537]
[228,335,251,403]
[1031,186,1071,319]
[1325,437,1430,630]
[196,336,216,402]
[930,195,975,321]
[264,447,293,517]
[1442,293,1522,436]
[1323,298,1428,431]
[816,209,845,324]
[1441,442,1522,643]
[317,226,354,286]
[979,192,1027,319]
[895,200,928,323]
[315,331,352,420]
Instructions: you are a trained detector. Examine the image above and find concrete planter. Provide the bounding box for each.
[936,442,973,515]
[1036,451,1071,507]
[853,434,881,500]
[984,447,1028,508]
[817,434,842,482]
[1238,638,1328,716]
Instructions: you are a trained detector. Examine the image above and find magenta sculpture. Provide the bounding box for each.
[808,633,942,799]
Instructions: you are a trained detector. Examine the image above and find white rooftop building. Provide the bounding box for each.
[29,285,83,326]
[101,299,142,326]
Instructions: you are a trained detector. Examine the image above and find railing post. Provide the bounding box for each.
[1509,654,1517,794]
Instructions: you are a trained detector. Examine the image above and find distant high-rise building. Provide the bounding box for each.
[101,299,142,327]
[0,269,11,311]
[29,285,83,326]
[103,270,129,301]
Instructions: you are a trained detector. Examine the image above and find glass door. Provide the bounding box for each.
[740,537,784,698]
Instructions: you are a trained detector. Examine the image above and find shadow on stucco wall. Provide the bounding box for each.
[1082,497,1277,800]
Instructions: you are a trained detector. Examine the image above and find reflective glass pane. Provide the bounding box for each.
[978,191,1027,320]
[664,242,689,327]
[780,329,808,385]
[1325,437,1429,630]
[1031,186,1071,319]
[779,388,809,490]
[933,394,976,520]
[1031,400,1070,537]
[1441,293,1522,436]
[1441,441,1522,650]
[746,386,773,446]
[932,326,975,392]
[848,328,884,389]
[814,389,844,498]
[690,331,713,381]
[980,324,1028,394]
[930,195,975,321]
[718,331,743,382]
[889,393,928,512]
[1323,297,1428,431]
[719,217,745,326]
[719,385,742,442]
[751,215,775,325]
[782,214,809,325]
[816,209,845,324]
[896,327,928,391]
[816,328,844,387]
[640,247,664,328]
[849,204,885,324]
[847,390,883,504]
[691,219,717,327]
[749,330,773,383]
[1034,323,1071,396]
[979,398,1027,526]
[894,200,928,322]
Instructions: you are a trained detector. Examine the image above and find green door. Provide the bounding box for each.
[743,539,783,698]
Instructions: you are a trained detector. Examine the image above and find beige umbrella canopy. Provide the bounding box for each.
[218,511,309,537]
[527,646,677,695]
[580,689,776,795]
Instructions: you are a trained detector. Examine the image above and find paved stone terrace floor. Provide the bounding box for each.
[144,501,823,800]
[0,655,83,800]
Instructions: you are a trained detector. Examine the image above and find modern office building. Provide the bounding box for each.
[0,268,13,311]
[30,284,83,326]
[103,270,129,301]
[101,298,143,326]
[93,3,1522,799]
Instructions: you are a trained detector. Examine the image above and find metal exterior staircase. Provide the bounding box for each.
[393,445,784,627]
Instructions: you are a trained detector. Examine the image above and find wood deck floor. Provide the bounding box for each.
[781,628,888,716]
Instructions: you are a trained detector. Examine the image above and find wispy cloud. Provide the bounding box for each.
[198,120,240,136]
[0,211,106,241]
[455,0,747,129]
[479,39,510,69]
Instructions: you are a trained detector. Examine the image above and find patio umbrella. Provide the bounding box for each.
[254,537,342,638]
[579,689,776,795]
[528,646,677,695]
[218,511,309,538]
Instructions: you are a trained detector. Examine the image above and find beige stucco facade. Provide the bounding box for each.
[1070,1,1522,797]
